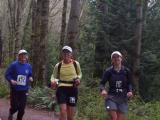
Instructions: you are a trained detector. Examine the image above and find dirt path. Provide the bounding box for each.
[0,99,59,120]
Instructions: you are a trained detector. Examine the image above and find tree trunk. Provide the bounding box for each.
[22,1,32,48]
[67,0,81,56]
[7,0,25,59]
[14,0,21,58]
[31,0,41,86]
[8,0,16,61]
[132,0,143,93]
[0,27,2,67]
[31,0,49,86]
[39,0,49,85]
[60,0,68,51]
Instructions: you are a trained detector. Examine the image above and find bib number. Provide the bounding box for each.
[69,97,76,104]
[17,75,26,86]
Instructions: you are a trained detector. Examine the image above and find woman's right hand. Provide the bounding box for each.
[10,80,17,85]
[51,81,58,89]
[100,89,108,98]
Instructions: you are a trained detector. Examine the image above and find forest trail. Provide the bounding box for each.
[0,99,59,120]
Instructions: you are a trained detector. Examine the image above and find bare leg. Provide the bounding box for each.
[67,106,75,120]
[117,111,125,120]
[59,104,67,120]
[108,110,117,120]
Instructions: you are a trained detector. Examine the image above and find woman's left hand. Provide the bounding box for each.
[127,92,133,98]
[29,77,33,82]
[74,78,80,86]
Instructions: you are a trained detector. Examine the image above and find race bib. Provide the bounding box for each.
[69,97,76,104]
[17,75,26,86]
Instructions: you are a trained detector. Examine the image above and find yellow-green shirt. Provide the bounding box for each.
[50,60,82,87]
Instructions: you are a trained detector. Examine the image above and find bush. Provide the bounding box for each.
[128,98,160,120]
[75,86,160,120]
[0,69,9,98]
[0,82,9,98]
[75,87,108,120]
[27,87,57,110]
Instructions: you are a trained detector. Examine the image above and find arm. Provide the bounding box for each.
[99,70,110,91]
[75,61,82,79]
[126,68,133,97]
[28,64,33,82]
[50,63,59,89]
[50,63,59,82]
[126,68,133,92]
[99,69,110,97]
[5,62,17,85]
[74,61,82,86]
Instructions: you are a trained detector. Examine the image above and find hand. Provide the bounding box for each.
[29,77,33,82]
[127,92,133,98]
[51,81,58,89]
[10,80,17,85]
[100,89,108,98]
[74,79,80,86]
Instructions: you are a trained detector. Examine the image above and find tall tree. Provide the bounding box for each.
[31,0,40,86]
[39,0,49,85]
[60,0,68,50]
[7,0,25,59]
[139,0,160,100]
[7,0,27,59]
[0,25,2,67]
[31,0,49,86]
[93,0,137,77]
[14,0,21,58]
[67,0,81,56]
[7,0,16,60]
[21,1,32,48]
[132,0,143,93]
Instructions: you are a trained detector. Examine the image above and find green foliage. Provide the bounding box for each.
[79,0,136,84]
[104,0,136,66]
[75,87,160,120]
[128,98,160,120]
[0,82,9,98]
[83,0,160,101]
[78,0,97,84]
[1,1,160,118]
[0,69,9,98]
[140,0,160,101]
[27,87,56,110]
[140,51,160,101]
[75,87,108,120]
[80,0,137,78]
[45,32,60,83]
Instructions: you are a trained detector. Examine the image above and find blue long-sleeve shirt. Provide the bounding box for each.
[5,61,32,91]
[100,66,132,99]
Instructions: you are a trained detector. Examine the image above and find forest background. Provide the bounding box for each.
[0,0,160,119]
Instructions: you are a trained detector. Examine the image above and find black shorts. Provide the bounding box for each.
[56,86,78,106]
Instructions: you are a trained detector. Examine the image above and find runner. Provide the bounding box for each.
[100,51,133,120]
[50,46,82,120]
[5,49,33,120]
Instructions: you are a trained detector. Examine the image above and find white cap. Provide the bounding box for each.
[62,46,72,53]
[111,51,122,59]
[18,49,28,55]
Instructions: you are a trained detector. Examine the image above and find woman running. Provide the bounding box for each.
[50,46,82,120]
[100,51,133,120]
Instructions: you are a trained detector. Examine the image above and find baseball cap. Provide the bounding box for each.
[18,49,28,55]
[62,46,72,53]
[111,51,122,59]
